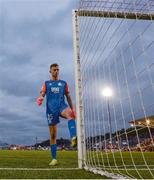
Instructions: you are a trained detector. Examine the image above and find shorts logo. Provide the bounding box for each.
[48,114,53,120]
[51,87,59,93]
[47,114,53,124]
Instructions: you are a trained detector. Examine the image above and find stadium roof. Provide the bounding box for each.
[129,115,154,128]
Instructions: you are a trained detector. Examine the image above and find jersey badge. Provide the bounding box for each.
[58,82,62,86]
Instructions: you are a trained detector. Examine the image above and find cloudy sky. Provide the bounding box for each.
[0,0,154,145]
[0,0,78,145]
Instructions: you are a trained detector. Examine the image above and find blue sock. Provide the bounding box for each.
[68,119,76,139]
[50,144,57,159]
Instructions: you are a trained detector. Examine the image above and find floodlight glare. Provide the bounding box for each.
[102,87,113,97]
[146,119,150,125]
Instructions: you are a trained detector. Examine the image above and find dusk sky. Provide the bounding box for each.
[0,0,78,145]
[0,0,154,145]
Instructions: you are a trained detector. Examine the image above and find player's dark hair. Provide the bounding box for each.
[50,63,59,69]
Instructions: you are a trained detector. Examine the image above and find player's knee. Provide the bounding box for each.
[67,115,73,120]
[67,111,75,120]
[66,109,75,120]
[61,108,74,120]
[64,113,72,120]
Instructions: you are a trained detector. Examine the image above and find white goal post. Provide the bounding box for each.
[73,0,154,179]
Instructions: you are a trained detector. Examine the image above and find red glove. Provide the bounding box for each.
[36,97,44,106]
[72,107,76,119]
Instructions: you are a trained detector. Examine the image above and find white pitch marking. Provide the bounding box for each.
[0,167,80,171]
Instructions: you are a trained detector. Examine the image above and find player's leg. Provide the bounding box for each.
[60,107,77,147]
[49,125,58,166]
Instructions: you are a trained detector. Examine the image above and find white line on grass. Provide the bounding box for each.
[1,167,154,171]
[0,167,80,171]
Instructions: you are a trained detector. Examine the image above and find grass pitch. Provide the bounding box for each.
[0,150,105,179]
[89,151,154,179]
[0,150,154,179]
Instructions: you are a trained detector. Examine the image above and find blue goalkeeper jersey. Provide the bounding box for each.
[45,80,69,114]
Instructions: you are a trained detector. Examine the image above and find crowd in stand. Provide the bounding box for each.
[139,136,154,152]
[119,136,154,152]
[100,136,154,152]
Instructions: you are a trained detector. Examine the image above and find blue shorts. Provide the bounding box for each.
[46,103,68,126]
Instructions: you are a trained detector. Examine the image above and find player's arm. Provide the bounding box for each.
[65,92,73,109]
[65,83,72,108]
[65,83,76,118]
[37,83,46,106]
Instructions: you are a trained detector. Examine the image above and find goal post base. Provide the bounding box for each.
[84,166,129,179]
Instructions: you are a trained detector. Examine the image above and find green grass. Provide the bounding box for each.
[0,150,106,179]
[94,151,154,167]
[0,150,154,179]
[87,151,154,179]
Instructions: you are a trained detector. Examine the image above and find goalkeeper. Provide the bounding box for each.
[37,63,77,166]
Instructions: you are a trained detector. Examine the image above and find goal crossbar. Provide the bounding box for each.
[76,10,154,20]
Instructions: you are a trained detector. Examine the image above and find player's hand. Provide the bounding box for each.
[36,96,44,106]
[72,107,76,119]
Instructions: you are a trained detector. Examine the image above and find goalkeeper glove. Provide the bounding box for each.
[36,97,44,106]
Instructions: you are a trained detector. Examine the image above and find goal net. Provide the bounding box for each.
[73,0,154,179]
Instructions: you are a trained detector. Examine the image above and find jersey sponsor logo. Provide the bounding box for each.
[51,87,59,93]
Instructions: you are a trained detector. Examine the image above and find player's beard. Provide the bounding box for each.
[52,73,59,80]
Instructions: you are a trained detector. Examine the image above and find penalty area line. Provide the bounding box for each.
[0,167,80,171]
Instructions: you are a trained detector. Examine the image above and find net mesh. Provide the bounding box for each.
[76,0,154,178]
[79,0,154,13]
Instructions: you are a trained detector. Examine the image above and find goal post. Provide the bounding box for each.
[73,0,154,179]
[72,9,86,169]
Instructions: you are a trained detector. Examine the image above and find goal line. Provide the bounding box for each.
[0,167,80,171]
